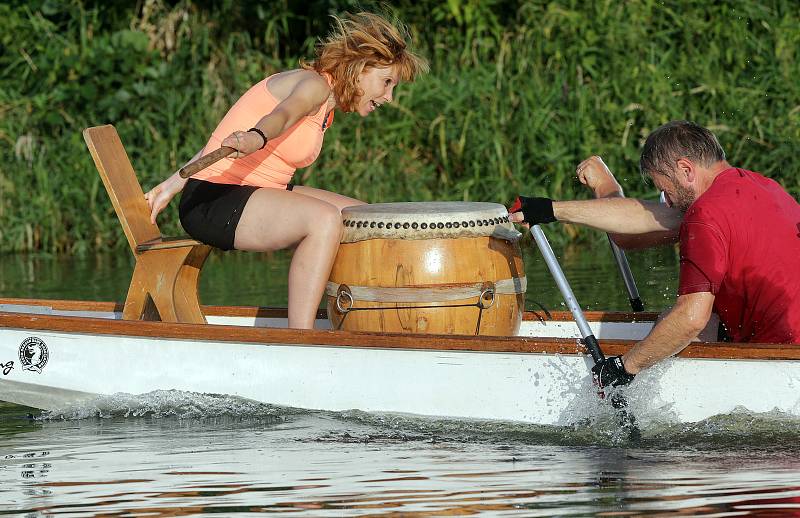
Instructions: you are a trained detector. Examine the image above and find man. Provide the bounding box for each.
[509,120,800,387]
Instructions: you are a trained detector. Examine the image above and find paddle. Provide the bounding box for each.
[530,225,605,363]
[529,224,640,438]
[607,237,644,312]
[602,190,673,313]
[178,146,236,178]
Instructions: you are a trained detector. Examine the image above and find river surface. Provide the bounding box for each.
[2,247,800,516]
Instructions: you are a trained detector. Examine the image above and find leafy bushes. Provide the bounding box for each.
[2,0,798,252]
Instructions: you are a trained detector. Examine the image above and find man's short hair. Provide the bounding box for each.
[639,121,726,177]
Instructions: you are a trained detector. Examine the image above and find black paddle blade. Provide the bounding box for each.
[610,391,641,443]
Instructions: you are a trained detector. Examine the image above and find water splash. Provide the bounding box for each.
[37,389,290,422]
[320,405,800,451]
[27,390,800,451]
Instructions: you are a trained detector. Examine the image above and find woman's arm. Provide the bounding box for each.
[144,149,201,224]
[144,71,331,223]
[220,72,331,155]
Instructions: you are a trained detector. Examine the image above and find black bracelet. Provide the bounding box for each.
[248,127,268,149]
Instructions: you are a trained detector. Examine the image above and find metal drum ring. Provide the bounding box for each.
[478,282,496,310]
[336,285,355,313]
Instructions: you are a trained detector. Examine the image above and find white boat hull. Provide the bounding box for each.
[2,302,799,425]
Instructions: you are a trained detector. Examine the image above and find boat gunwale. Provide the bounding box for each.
[1,298,799,360]
[0,297,659,323]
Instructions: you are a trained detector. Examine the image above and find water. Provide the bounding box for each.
[3,247,800,516]
[0,243,679,310]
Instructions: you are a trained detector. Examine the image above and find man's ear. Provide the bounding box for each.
[675,157,696,183]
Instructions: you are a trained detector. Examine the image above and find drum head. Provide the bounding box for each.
[341,201,519,242]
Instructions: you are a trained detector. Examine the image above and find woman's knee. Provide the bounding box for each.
[311,203,344,239]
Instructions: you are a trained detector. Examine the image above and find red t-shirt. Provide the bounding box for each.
[678,168,800,343]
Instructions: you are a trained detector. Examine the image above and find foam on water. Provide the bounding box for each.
[317,407,800,452]
[36,389,291,422]
[26,389,800,451]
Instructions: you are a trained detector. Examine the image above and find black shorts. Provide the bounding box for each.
[179,179,295,251]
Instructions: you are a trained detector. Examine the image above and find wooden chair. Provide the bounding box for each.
[83,125,211,323]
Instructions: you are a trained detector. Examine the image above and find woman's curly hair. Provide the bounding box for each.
[302,12,428,112]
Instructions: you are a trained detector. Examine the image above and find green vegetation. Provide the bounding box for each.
[2,0,798,252]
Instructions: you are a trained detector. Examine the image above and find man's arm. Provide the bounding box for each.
[576,156,679,248]
[552,197,683,234]
[622,291,715,374]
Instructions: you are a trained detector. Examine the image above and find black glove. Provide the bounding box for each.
[591,355,635,388]
[509,196,556,225]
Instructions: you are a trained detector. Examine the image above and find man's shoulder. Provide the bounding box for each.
[693,168,762,206]
[682,171,742,225]
[685,167,789,226]
[713,167,775,190]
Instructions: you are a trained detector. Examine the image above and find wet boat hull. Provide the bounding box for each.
[1,299,799,425]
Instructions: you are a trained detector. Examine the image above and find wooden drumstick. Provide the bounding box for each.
[178,146,236,178]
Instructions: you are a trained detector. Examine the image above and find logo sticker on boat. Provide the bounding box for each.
[18,337,49,374]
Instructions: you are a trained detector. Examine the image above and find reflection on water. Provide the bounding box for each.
[6,246,797,516]
[0,243,679,310]
[0,250,293,308]
[2,395,800,516]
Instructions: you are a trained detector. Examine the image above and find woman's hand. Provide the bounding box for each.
[144,173,187,224]
[576,156,624,198]
[221,130,265,158]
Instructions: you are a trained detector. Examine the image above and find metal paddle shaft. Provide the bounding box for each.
[531,224,640,440]
[178,146,236,178]
[607,236,644,312]
[530,225,605,364]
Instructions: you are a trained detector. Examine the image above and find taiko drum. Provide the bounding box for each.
[326,202,526,335]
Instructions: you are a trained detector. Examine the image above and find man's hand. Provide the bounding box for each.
[576,156,624,198]
[591,355,635,388]
[508,196,556,226]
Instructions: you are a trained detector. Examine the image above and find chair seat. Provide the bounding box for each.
[136,236,204,253]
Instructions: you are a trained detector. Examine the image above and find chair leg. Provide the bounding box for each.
[123,246,210,323]
[123,261,168,321]
[122,265,153,320]
[174,245,212,324]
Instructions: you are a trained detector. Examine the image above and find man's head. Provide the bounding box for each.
[639,121,727,212]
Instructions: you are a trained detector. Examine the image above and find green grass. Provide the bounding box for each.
[2,0,798,252]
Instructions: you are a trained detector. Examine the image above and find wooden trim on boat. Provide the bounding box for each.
[1,298,125,313]
[0,297,295,319]
[0,297,659,323]
[0,310,590,354]
[203,304,329,319]
[1,304,799,360]
[522,309,662,322]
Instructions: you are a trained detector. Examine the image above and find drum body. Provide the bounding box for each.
[327,202,526,336]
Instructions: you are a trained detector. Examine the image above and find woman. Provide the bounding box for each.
[145,12,428,329]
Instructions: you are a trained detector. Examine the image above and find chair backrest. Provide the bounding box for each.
[83,125,161,253]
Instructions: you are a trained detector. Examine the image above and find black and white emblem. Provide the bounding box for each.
[18,337,49,374]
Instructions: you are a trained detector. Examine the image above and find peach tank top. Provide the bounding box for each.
[193,73,334,189]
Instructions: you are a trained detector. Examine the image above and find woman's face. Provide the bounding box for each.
[354,65,400,117]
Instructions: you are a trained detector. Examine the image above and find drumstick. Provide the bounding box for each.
[178,146,236,178]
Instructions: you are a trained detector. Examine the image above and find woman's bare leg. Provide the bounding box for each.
[234,188,344,329]
[292,185,366,211]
